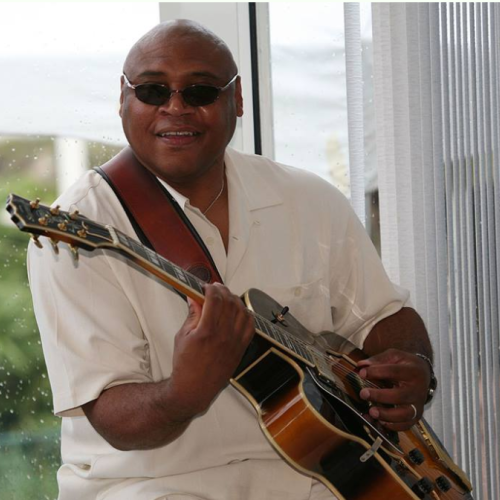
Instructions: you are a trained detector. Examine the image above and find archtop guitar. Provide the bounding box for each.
[6,194,474,500]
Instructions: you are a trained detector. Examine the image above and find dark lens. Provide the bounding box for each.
[135,84,171,105]
[182,85,219,107]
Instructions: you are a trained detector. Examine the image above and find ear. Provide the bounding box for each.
[119,75,125,117]
[235,76,244,117]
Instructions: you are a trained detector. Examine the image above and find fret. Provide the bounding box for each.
[257,315,296,354]
[158,256,176,276]
[258,317,282,344]
[264,319,290,352]
[172,264,190,285]
[119,232,143,256]
[268,322,289,347]
[130,239,145,255]
[115,231,204,297]
[255,315,272,337]
[157,255,172,274]
[117,230,130,247]
[279,327,296,352]
[271,324,286,346]
[254,315,314,364]
[295,343,314,364]
[144,246,161,267]
[185,273,204,295]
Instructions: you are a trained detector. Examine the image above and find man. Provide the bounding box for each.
[28,20,434,500]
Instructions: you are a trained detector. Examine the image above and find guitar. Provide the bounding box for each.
[6,193,474,500]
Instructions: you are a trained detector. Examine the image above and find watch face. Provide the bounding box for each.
[430,374,438,390]
[426,373,438,403]
[415,353,437,404]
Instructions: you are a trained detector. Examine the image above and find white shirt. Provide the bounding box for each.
[28,147,409,499]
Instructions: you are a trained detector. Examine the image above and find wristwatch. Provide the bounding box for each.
[416,353,438,404]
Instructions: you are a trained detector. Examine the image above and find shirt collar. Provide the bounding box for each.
[224,147,283,211]
[156,178,189,211]
[156,147,283,213]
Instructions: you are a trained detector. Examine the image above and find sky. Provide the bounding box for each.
[0,3,159,57]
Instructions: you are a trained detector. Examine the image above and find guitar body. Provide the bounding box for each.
[231,289,474,500]
[6,195,474,500]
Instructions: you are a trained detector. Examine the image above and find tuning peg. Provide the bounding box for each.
[57,221,68,231]
[77,228,87,239]
[38,215,50,226]
[49,238,59,255]
[50,205,60,216]
[31,234,43,249]
[69,209,80,220]
[30,198,41,210]
[69,244,79,261]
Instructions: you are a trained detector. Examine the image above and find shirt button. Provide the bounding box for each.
[294,287,302,297]
[206,237,215,246]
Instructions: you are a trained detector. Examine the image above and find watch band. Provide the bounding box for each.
[416,353,438,404]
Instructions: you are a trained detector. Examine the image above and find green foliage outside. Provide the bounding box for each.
[0,141,60,498]
[0,136,121,499]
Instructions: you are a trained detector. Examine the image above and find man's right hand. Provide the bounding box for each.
[82,283,254,451]
[168,283,255,419]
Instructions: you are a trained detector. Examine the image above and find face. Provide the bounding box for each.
[119,34,243,188]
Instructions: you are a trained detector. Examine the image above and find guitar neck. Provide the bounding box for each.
[6,193,315,369]
[108,225,207,304]
[107,226,315,367]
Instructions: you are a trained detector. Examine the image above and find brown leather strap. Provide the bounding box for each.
[97,147,222,284]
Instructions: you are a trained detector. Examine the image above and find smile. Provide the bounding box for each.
[157,131,200,137]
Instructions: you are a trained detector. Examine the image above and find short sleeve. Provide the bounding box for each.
[28,239,152,417]
[329,198,410,348]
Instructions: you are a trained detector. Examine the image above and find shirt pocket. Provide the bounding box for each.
[258,277,333,336]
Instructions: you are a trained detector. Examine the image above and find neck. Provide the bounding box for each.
[164,164,226,213]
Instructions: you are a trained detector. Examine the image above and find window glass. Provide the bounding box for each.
[268,3,379,249]
[0,4,159,498]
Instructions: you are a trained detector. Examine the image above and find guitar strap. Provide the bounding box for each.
[94,146,223,285]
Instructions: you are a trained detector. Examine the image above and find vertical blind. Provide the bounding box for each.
[372,3,500,499]
[344,2,366,225]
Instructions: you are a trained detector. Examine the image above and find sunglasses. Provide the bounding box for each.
[122,73,238,107]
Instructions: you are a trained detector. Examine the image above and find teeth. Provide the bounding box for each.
[160,131,196,137]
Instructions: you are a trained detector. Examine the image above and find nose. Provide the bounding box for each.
[158,91,194,116]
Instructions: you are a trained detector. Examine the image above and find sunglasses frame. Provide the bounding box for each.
[122,73,238,107]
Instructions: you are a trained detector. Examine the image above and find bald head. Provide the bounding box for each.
[123,20,238,78]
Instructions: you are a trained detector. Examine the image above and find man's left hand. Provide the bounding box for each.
[357,348,431,431]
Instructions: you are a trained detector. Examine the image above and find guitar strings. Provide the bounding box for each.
[254,313,382,391]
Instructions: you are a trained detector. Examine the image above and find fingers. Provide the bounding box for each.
[194,283,254,344]
[360,385,421,431]
[360,386,414,406]
[359,363,411,383]
[366,403,420,424]
[199,283,227,329]
[171,284,254,415]
[233,304,255,344]
[357,349,430,431]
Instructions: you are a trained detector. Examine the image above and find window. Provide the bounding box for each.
[267,3,379,248]
[0,4,159,498]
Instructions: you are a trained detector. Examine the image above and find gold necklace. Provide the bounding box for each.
[203,175,225,215]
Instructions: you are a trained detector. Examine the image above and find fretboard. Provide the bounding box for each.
[114,228,205,295]
[111,227,314,366]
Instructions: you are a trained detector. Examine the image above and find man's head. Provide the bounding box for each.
[119,20,243,187]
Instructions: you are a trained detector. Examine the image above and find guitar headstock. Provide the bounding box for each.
[6,193,115,256]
